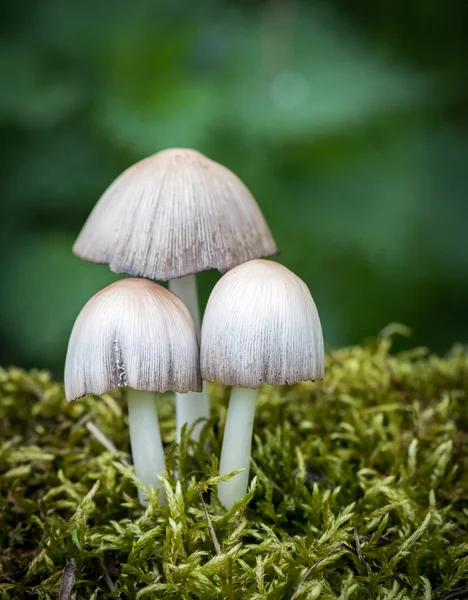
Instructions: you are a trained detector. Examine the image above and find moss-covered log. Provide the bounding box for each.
[1,336,467,599]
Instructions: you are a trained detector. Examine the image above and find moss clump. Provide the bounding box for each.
[1,335,468,599]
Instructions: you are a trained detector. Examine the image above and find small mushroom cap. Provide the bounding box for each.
[201,259,324,388]
[65,278,202,400]
[73,148,277,281]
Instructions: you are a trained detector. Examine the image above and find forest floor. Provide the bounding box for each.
[1,333,468,599]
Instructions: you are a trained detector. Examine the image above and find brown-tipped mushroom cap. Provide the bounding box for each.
[201,259,324,388]
[73,148,277,281]
[65,278,202,400]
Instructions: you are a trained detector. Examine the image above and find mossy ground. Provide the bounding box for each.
[1,333,468,599]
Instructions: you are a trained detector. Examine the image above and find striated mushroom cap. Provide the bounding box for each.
[201,259,324,388]
[73,148,277,281]
[65,278,202,400]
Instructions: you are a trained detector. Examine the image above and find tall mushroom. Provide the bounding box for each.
[201,259,324,508]
[73,148,277,441]
[65,278,201,504]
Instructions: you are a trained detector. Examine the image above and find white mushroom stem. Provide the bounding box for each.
[169,274,201,335]
[169,275,210,442]
[127,389,166,505]
[218,387,258,509]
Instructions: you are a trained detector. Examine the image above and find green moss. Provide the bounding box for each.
[1,334,468,599]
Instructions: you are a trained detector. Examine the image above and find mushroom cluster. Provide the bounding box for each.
[65,147,324,507]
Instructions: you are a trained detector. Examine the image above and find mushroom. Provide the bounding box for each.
[200,259,324,508]
[65,278,201,504]
[73,148,277,442]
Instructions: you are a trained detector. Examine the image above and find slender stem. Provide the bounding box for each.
[127,389,166,505]
[175,382,210,442]
[218,387,258,508]
[169,275,210,442]
[168,274,201,336]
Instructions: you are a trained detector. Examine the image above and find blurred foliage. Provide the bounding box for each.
[1,338,468,597]
[0,0,467,375]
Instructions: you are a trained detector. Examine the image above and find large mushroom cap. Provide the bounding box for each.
[201,259,324,388]
[65,278,202,400]
[73,148,277,281]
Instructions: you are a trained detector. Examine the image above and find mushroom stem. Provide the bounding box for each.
[169,274,201,335]
[169,275,210,442]
[218,387,258,508]
[127,389,167,505]
[175,384,210,442]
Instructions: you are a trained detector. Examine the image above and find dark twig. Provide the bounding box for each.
[438,586,468,600]
[353,528,364,564]
[59,559,77,600]
[86,421,130,467]
[75,412,92,428]
[199,492,235,600]
[199,491,221,554]
[102,563,116,593]
[290,543,343,600]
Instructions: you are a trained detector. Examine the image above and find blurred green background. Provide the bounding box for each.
[1,0,467,377]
